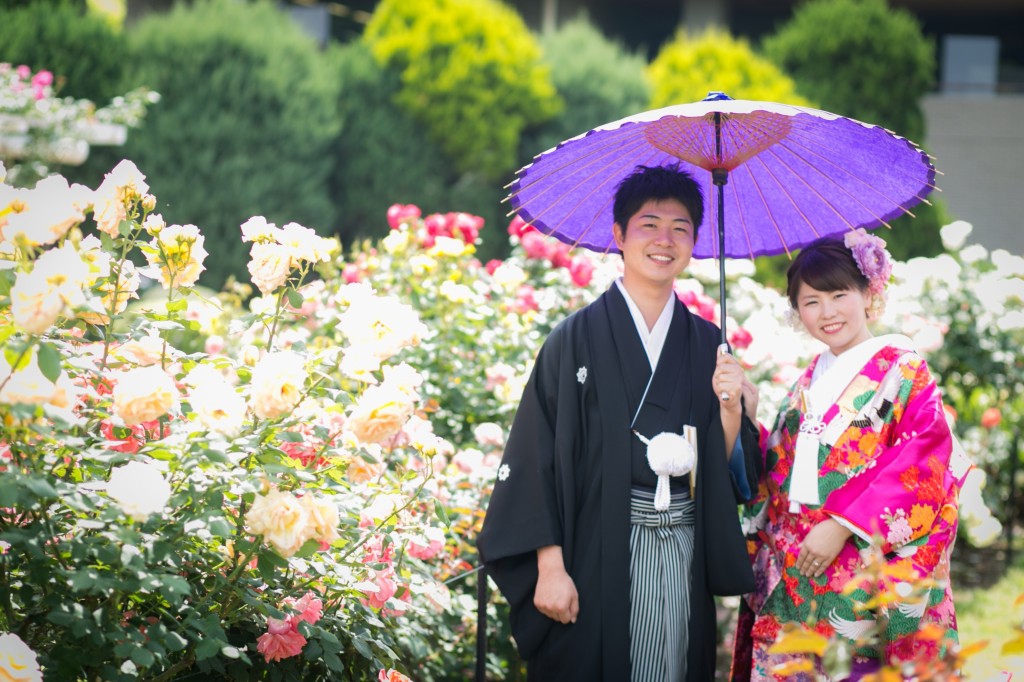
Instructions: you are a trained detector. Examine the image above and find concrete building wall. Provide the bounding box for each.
[922,95,1024,254]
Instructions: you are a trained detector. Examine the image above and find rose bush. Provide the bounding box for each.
[0,152,1012,679]
[0,159,463,680]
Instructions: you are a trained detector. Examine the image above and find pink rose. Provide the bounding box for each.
[386,204,421,229]
[451,212,483,244]
[379,669,412,682]
[569,256,594,287]
[512,285,539,314]
[284,592,323,625]
[728,327,753,351]
[256,618,307,662]
[361,568,398,610]
[485,259,502,275]
[519,230,551,260]
[507,215,533,238]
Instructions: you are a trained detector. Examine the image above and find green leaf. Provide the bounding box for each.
[130,647,155,668]
[166,298,188,313]
[158,575,192,605]
[285,287,303,308]
[35,341,63,382]
[23,477,59,500]
[433,498,450,527]
[194,637,221,661]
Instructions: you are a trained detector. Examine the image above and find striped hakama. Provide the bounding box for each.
[629,487,696,682]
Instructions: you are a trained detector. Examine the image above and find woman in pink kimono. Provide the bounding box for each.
[731,231,971,681]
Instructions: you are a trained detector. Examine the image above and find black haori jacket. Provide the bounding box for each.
[478,285,760,681]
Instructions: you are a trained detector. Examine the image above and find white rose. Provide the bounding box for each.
[247,242,292,295]
[249,351,307,419]
[107,461,172,522]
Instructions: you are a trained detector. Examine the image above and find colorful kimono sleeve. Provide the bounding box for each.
[821,369,956,556]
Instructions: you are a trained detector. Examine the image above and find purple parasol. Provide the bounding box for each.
[506,92,938,341]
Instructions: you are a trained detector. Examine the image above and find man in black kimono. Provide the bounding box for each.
[478,164,760,681]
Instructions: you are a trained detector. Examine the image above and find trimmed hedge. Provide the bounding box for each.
[87,0,342,289]
[0,0,127,103]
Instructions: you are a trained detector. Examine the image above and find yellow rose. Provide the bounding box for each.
[112,365,178,426]
[246,489,310,557]
[347,384,414,445]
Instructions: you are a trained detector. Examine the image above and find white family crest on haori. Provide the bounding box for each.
[497,463,510,482]
[634,431,695,511]
[576,366,588,385]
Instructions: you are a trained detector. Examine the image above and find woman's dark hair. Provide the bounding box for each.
[612,163,704,240]
[786,236,869,308]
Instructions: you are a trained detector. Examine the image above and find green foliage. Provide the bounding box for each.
[89,0,342,290]
[519,16,651,160]
[330,42,508,262]
[648,27,812,108]
[364,0,562,182]
[762,0,935,144]
[0,0,127,103]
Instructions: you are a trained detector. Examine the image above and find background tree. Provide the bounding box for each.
[518,16,651,161]
[329,42,507,259]
[647,27,812,108]
[364,0,562,183]
[82,0,342,289]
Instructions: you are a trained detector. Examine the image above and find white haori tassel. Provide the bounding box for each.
[635,431,695,511]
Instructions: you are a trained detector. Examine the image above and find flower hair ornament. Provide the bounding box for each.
[844,228,893,318]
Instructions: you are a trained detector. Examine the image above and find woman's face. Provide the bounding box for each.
[795,280,872,355]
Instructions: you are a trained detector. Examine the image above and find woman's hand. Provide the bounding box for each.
[796,518,853,579]
[713,345,743,413]
[535,545,579,624]
[714,345,758,420]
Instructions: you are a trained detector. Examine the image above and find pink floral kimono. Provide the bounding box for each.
[732,336,972,681]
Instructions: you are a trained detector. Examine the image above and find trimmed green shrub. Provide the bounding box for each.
[519,16,651,161]
[762,0,934,143]
[0,0,127,103]
[364,0,562,182]
[88,0,342,289]
[763,0,942,258]
[648,27,812,108]
[330,42,507,261]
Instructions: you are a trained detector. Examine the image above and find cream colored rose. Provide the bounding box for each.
[116,332,172,367]
[112,365,178,426]
[247,242,292,295]
[239,215,277,243]
[0,632,43,682]
[10,269,66,334]
[246,489,310,557]
[107,461,172,522]
[300,494,340,546]
[249,351,307,420]
[188,373,247,437]
[144,223,207,288]
[93,160,148,237]
[347,384,414,445]
[4,175,86,247]
[277,222,332,264]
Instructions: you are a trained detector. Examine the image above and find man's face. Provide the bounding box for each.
[612,198,694,291]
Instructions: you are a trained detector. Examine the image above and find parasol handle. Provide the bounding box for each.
[712,167,729,346]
